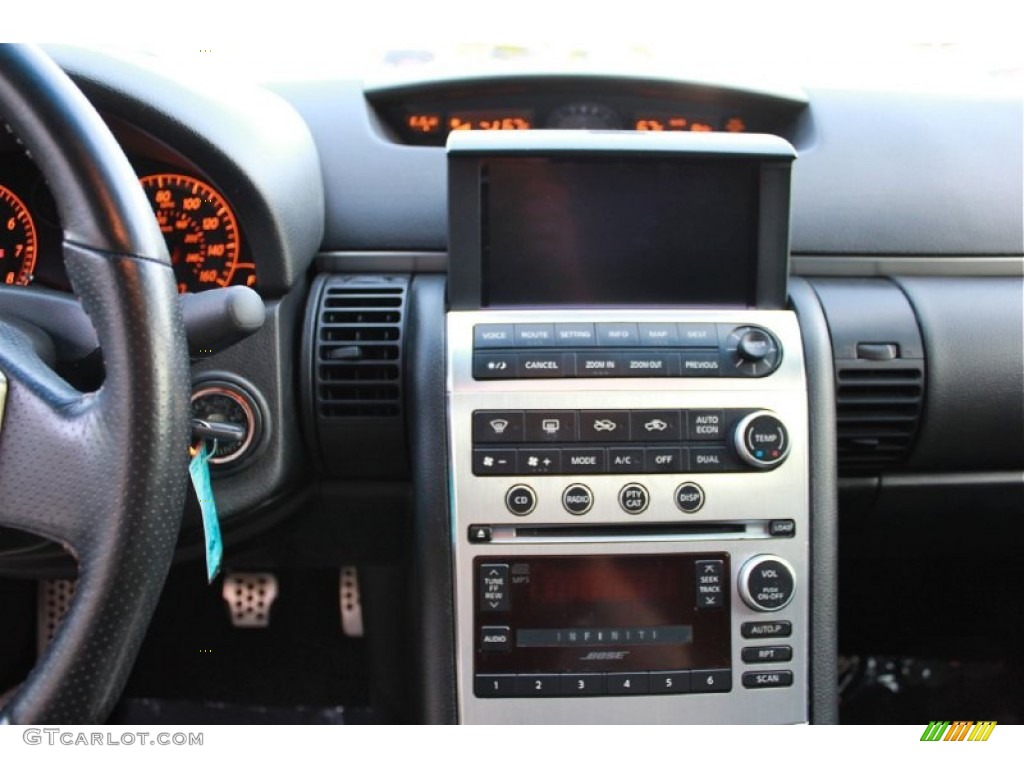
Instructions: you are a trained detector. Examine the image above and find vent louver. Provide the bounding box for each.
[315,276,407,418]
[835,359,925,473]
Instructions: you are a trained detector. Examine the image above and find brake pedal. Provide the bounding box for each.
[37,579,77,655]
[339,566,363,638]
[222,572,279,628]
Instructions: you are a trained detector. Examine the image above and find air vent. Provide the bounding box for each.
[835,359,925,473]
[306,274,410,478]
[315,277,406,418]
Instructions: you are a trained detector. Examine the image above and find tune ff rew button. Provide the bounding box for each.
[618,483,649,515]
[562,484,594,515]
[674,482,706,514]
[504,484,537,516]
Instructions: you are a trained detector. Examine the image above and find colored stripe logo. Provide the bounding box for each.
[920,721,997,742]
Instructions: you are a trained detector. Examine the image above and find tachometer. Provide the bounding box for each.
[0,184,37,286]
[139,173,241,293]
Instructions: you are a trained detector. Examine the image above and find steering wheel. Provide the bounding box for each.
[0,45,190,723]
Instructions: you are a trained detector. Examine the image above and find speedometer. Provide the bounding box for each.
[139,173,241,293]
[0,184,37,286]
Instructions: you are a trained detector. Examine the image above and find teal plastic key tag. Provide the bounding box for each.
[188,441,223,583]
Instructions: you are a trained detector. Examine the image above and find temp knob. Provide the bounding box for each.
[739,555,796,612]
[733,411,790,469]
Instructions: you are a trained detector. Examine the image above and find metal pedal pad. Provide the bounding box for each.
[340,566,364,638]
[222,572,279,628]
[37,579,77,655]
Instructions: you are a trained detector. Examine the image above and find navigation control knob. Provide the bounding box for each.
[724,326,781,376]
[733,411,790,469]
[737,328,774,361]
[739,555,796,612]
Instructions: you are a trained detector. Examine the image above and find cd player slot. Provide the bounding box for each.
[469,519,791,544]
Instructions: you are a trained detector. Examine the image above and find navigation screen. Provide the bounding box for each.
[481,158,759,307]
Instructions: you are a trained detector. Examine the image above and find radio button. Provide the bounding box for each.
[562,448,606,474]
[630,410,682,441]
[560,673,606,696]
[649,671,691,695]
[741,621,792,639]
[580,411,630,441]
[554,322,596,346]
[505,485,537,516]
[741,646,793,664]
[517,449,561,475]
[618,483,650,515]
[739,556,796,612]
[677,323,718,347]
[638,323,680,346]
[473,324,515,349]
[609,448,644,473]
[607,673,649,695]
[473,411,525,443]
[479,564,509,612]
[675,482,706,514]
[742,670,794,689]
[644,447,686,473]
[524,411,577,442]
[562,484,594,515]
[480,626,512,653]
[596,322,639,346]
[517,674,560,697]
[692,669,732,693]
[475,674,516,698]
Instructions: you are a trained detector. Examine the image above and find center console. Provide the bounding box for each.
[444,131,811,724]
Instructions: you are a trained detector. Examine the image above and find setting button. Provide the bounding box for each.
[505,484,537,516]
[524,411,577,442]
[474,324,515,349]
[692,669,732,693]
[674,482,706,514]
[739,556,796,612]
[562,484,594,515]
[742,670,794,689]
[741,646,793,664]
[554,322,596,346]
[630,410,682,441]
[618,483,650,515]
[741,621,792,639]
[479,564,509,612]
[473,411,525,443]
[480,626,512,653]
[580,411,630,441]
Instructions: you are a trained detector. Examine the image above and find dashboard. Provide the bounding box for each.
[0,45,1021,727]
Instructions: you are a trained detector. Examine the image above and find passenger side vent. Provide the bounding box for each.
[835,358,925,473]
[305,274,409,478]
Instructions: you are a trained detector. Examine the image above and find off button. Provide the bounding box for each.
[618,483,649,515]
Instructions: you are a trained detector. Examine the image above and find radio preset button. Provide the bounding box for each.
[505,484,537,516]
[607,673,649,695]
[741,646,793,664]
[562,484,594,515]
[692,669,732,693]
[479,564,509,612]
[475,674,516,698]
[742,670,794,689]
[649,671,691,694]
[675,482,706,514]
[741,621,793,639]
[630,410,682,441]
[618,483,650,515]
[560,673,606,696]
[739,555,796,612]
[517,674,560,697]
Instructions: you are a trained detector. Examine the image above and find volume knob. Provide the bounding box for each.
[733,411,790,469]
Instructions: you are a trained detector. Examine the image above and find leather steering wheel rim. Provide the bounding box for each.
[0,44,190,724]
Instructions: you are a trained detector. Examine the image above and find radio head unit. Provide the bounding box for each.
[448,131,796,312]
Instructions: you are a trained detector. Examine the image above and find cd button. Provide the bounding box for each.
[504,484,537,516]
